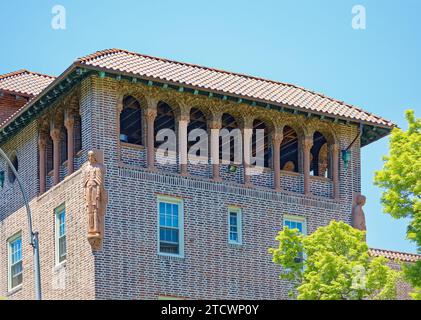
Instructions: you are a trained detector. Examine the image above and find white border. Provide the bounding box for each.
[228,206,242,245]
[157,195,184,258]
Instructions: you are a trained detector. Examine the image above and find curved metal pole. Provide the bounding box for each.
[0,147,42,300]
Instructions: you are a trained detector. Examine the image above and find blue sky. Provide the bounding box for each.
[0,0,419,253]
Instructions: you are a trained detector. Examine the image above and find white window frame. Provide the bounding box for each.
[55,204,67,265]
[8,232,23,291]
[157,195,184,258]
[228,207,242,245]
[283,215,307,267]
[283,215,307,235]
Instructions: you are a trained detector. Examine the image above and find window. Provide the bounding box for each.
[283,215,306,263]
[8,233,23,290]
[188,108,207,155]
[73,114,82,154]
[280,126,299,173]
[228,207,242,245]
[120,96,143,145]
[158,196,184,257]
[154,102,175,148]
[60,127,68,165]
[55,204,66,264]
[220,113,240,163]
[46,135,53,173]
[252,119,270,168]
[8,153,18,184]
[311,131,329,177]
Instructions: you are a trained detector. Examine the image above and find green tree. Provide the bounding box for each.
[374,109,421,299]
[269,220,400,300]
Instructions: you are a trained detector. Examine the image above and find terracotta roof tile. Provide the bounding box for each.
[369,248,421,263]
[76,49,394,128]
[0,69,55,97]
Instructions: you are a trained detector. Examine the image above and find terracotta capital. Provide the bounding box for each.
[177,114,190,122]
[208,119,222,130]
[64,117,75,130]
[241,116,254,130]
[50,128,61,142]
[302,138,313,152]
[272,133,283,145]
[144,109,157,122]
[331,143,340,153]
[145,96,159,110]
[38,134,47,149]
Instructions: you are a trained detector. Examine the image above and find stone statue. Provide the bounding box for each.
[352,194,366,232]
[83,150,108,250]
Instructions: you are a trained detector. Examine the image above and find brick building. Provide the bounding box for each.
[0,49,419,300]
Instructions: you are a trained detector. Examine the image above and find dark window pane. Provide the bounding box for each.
[74,114,82,153]
[220,113,238,162]
[120,96,142,145]
[60,127,68,164]
[154,102,175,148]
[252,119,270,168]
[280,126,299,172]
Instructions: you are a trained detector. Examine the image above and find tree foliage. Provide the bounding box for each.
[374,109,421,298]
[269,221,400,300]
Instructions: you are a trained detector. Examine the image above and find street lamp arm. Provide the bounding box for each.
[0,146,42,300]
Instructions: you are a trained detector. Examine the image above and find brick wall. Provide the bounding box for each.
[0,169,96,299]
[1,75,406,300]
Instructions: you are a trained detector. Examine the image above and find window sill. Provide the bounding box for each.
[228,241,243,246]
[121,142,145,150]
[54,260,67,272]
[6,284,22,296]
[158,253,185,260]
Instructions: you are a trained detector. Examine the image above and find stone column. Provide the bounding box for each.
[302,137,313,196]
[64,112,75,176]
[178,113,190,176]
[209,118,222,181]
[145,104,157,171]
[242,120,253,187]
[272,132,283,191]
[331,143,340,200]
[38,134,47,194]
[50,127,61,185]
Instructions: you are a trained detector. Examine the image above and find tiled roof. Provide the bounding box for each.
[369,248,421,263]
[77,48,394,128]
[0,69,55,97]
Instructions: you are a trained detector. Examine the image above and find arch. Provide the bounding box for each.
[306,121,338,146]
[188,107,207,156]
[154,101,176,148]
[7,152,18,184]
[252,119,270,168]
[120,95,143,145]
[46,134,53,173]
[280,126,299,173]
[60,126,68,165]
[311,131,329,177]
[74,113,82,154]
[219,113,240,163]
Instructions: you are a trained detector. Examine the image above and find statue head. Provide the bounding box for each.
[88,151,97,164]
[356,194,366,206]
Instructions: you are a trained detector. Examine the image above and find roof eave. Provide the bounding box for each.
[0,62,395,147]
